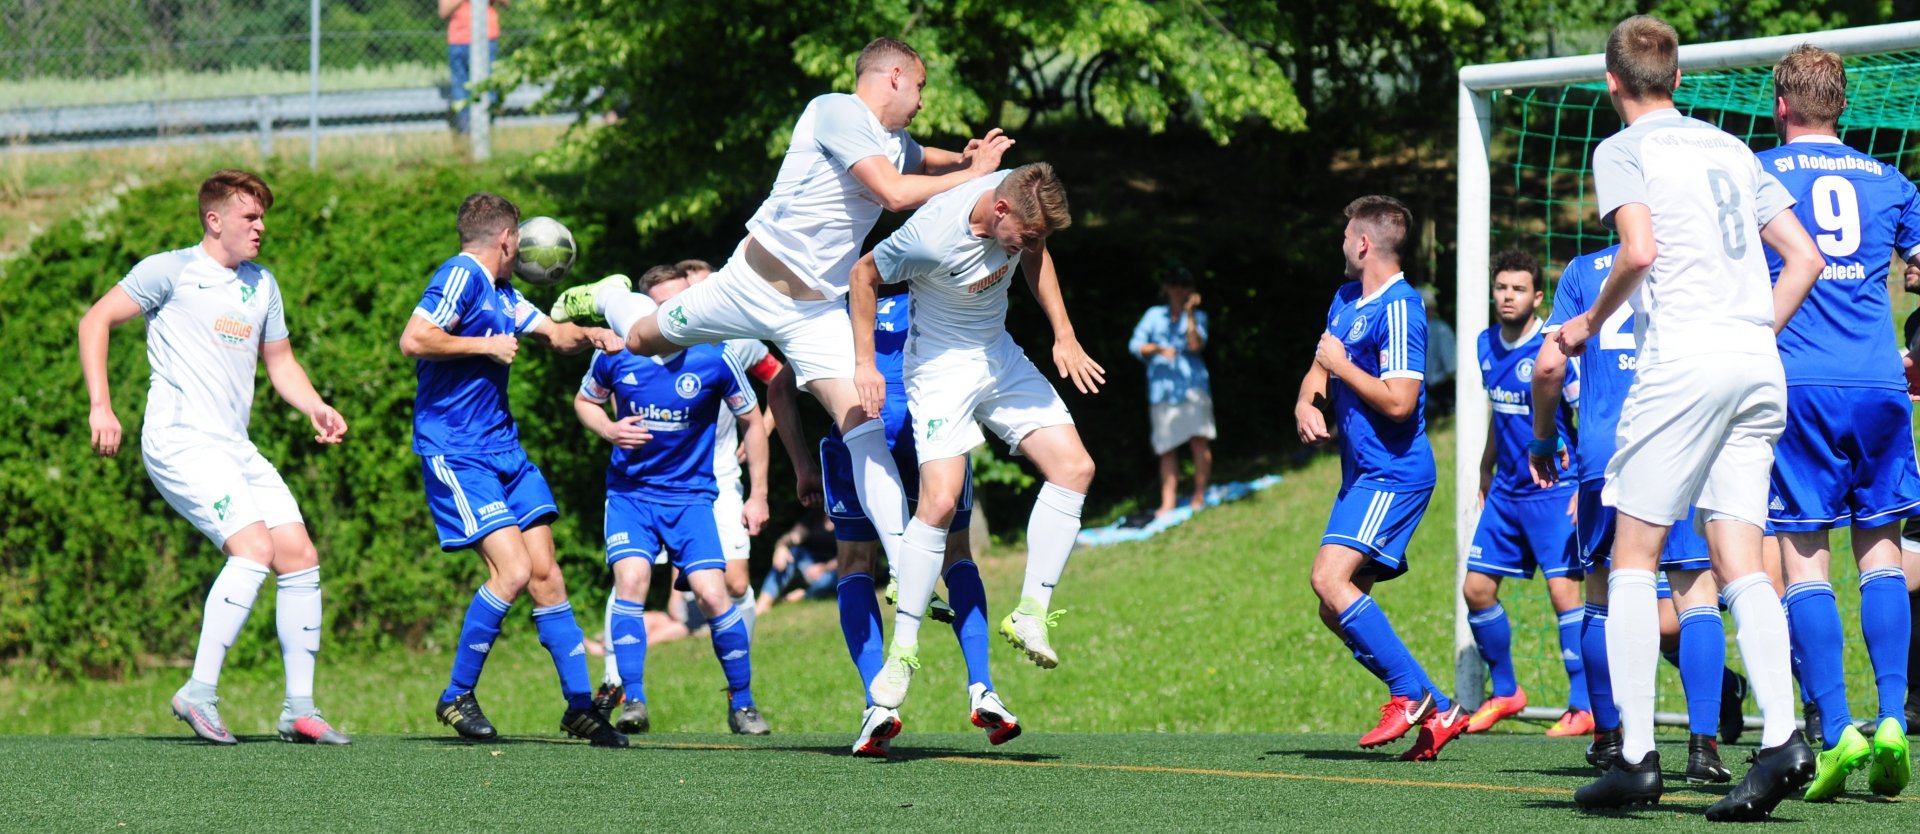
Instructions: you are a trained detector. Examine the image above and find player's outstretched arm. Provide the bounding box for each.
[848,254,889,418]
[261,339,346,444]
[526,318,622,355]
[1294,362,1333,447]
[573,392,651,450]
[765,365,822,508]
[400,314,519,364]
[77,286,145,457]
[848,128,1013,212]
[1021,245,1104,395]
[1760,209,1821,332]
[1528,337,1569,488]
[736,405,772,536]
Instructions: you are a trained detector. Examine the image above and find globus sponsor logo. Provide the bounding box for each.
[212,316,253,344]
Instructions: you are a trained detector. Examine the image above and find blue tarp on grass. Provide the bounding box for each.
[1076,474,1283,547]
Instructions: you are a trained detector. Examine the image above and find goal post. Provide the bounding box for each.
[1452,21,1920,724]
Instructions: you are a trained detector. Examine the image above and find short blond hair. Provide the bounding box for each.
[996,162,1071,233]
[198,169,273,218]
[1606,15,1679,99]
[1774,44,1847,127]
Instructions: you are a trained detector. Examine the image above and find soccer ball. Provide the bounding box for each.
[515,216,576,285]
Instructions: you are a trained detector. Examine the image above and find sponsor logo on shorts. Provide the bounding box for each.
[668,305,689,328]
[213,315,254,345]
[831,501,847,514]
[608,531,631,547]
[925,418,947,440]
[1347,315,1367,342]
[676,373,701,398]
[476,501,510,518]
[213,495,232,520]
[1769,496,1786,512]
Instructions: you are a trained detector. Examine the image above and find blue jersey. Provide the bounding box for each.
[580,344,756,503]
[829,287,913,445]
[1545,246,1632,485]
[411,253,544,456]
[1759,138,1920,390]
[1478,322,1578,499]
[1324,275,1435,490]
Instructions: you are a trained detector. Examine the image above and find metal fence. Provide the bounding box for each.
[0,0,568,161]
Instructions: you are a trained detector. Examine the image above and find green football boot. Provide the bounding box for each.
[1866,717,1912,797]
[1803,723,1872,802]
[549,273,631,323]
[999,598,1065,669]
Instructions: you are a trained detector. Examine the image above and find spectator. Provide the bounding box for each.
[439,0,505,135]
[756,510,840,614]
[1128,266,1214,517]
[1419,284,1457,415]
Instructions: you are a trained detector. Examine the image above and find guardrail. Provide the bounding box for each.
[0,83,573,154]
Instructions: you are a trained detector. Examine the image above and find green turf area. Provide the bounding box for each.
[1,733,1911,831]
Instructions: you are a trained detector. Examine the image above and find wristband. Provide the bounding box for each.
[1527,437,1562,458]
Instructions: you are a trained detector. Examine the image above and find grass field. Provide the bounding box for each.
[4,425,1913,828]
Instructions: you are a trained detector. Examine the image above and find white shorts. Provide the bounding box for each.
[1602,355,1785,529]
[713,478,751,562]
[657,239,853,386]
[142,428,303,549]
[1149,389,1217,455]
[906,333,1075,462]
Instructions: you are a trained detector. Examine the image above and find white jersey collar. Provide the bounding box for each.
[1637,108,1683,124]
[1498,317,1542,351]
[1354,272,1407,308]
[459,251,499,286]
[1787,134,1846,145]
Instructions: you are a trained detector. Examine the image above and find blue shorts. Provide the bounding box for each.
[1469,489,1582,580]
[822,389,972,542]
[1769,385,1920,532]
[1322,483,1433,581]
[604,493,725,591]
[420,449,558,551]
[1578,481,1712,573]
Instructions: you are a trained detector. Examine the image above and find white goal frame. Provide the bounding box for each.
[1452,21,1920,723]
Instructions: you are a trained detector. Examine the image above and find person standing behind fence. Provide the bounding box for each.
[439,0,504,135]
[1128,266,1215,518]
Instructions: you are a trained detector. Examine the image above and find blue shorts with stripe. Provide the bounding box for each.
[1577,480,1711,573]
[1769,385,1920,533]
[604,492,725,591]
[821,388,972,541]
[1322,483,1432,581]
[1469,489,1581,580]
[419,448,558,552]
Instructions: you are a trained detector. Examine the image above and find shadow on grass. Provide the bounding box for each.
[1263,748,1386,762]
[742,743,1062,764]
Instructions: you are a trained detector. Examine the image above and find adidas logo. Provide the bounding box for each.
[569,643,587,657]
[467,642,492,654]
[831,500,847,513]
[1562,648,1580,661]
[720,649,748,661]
[620,372,637,385]
[1769,496,1785,512]
[613,635,644,646]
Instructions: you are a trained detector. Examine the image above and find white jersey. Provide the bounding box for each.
[872,170,1014,358]
[1592,108,1795,365]
[746,93,924,298]
[712,338,770,485]
[119,245,289,438]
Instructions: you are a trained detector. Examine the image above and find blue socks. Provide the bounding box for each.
[1582,603,1618,730]
[1861,567,1910,730]
[1557,608,1590,712]
[1339,595,1452,711]
[532,601,593,711]
[609,598,649,704]
[1675,605,1727,737]
[709,605,754,709]
[1344,636,1387,682]
[443,585,511,702]
[1468,603,1517,698]
[1784,580,1851,746]
[945,561,994,690]
[836,572,885,706]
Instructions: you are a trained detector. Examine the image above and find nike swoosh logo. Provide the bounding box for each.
[302,626,321,632]
[197,283,219,289]
[223,596,251,610]
[1040,582,1057,589]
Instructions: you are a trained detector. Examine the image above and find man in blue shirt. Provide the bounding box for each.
[400,192,627,746]
[1128,266,1215,517]
[1758,45,1920,800]
[1459,249,1587,737]
[575,265,770,737]
[1295,195,1465,761]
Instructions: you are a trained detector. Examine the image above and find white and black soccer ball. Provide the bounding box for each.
[515,216,576,285]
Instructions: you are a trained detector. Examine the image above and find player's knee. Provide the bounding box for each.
[724,568,748,599]
[1308,565,1347,604]
[1461,573,1499,608]
[916,494,960,528]
[1058,455,1096,493]
[490,563,533,598]
[273,539,319,573]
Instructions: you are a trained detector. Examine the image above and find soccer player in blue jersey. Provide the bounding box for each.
[400,192,628,747]
[1532,244,1747,784]
[1757,45,1920,800]
[1297,195,1466,761]
[806,285,1009,756]
[1460,249,1588,737]
[574,265,771,736]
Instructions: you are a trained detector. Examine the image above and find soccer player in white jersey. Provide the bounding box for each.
[846,162,1102,711]
[1756,46,1920,800]
[549,38,1011,587]
[1556,16,1825,820]
[77,170,350,746]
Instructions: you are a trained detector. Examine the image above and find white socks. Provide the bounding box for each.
[603,289,658,340]
[1606,568,1660,764]
[602,590,623,687]
[190,557,272,690]
[275,566,322,701]
[1021,482,1085,610]
[890,518,947,649]
[843,420,912,560]
[1724,571,1797,748]
[735,586,757,634]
